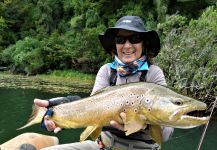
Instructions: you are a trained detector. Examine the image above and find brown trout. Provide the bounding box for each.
[18,82,209,144]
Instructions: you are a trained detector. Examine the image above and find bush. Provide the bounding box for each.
[2,37,44,75]
[157,5,217,102]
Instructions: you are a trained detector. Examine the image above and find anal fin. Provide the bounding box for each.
[90,127,102,141]
[80,126,102,142]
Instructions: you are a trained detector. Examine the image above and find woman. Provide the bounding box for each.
[35,16,173,150]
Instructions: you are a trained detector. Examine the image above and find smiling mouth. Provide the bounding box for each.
[123,50,135,55]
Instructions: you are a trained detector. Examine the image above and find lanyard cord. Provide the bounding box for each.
[197,97,217,150]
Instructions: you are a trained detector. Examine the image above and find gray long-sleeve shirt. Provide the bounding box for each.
[91,63,174,142]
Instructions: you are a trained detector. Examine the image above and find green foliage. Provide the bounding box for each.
[0,16,7,31]
[157,14,188,37]
[40,32,68,70]
[157,4,217,101]
[0,16,7,50]
[2,37,44,74]
[154,0,169,21]
[63,24,108,73]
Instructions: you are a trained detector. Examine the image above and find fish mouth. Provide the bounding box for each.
[181,109,210,120]
[177,105,210,128]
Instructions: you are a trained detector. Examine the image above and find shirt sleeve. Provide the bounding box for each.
[91,64,111,95]
[161,126,174,142]
[146,65,167,86]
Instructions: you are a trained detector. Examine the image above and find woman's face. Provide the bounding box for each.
[115,29,144,64]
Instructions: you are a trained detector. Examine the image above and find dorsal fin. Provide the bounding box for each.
[91,86,111,96]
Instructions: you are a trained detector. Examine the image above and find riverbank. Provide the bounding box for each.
[0,71,95,94]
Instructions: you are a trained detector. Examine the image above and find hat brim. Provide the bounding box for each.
[99,33,116,54]
[99,29,160,57]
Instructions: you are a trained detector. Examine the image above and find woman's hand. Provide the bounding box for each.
[110,112,126,131]
[34,98,62,133]
[110,112,147,131]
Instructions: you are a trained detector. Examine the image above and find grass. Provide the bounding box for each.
[0,70,96,94]
[47,70,96,82]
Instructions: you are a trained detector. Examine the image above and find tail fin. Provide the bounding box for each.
[17,104,47,130]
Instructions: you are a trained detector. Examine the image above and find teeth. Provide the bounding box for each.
[123,50,135,55]
[181,115,210,121]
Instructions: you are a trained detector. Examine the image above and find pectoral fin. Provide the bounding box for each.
[123,109,145,136]
[149,125,163,145]
[80,126,102,142]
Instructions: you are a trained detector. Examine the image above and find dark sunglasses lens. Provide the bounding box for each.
[129,34,143,44]
[115,36,126,44]
[115,34,143,44]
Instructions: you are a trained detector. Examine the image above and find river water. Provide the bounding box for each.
[0,87,216,150]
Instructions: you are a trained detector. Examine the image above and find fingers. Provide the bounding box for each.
[110,120,124,131]
[120,112,126,122]
[44,119,57,131]
[34,98,62,132]
[34,98,49,107]
[110,112,126,131]
[54,127,62,133]
[45,120,62,133]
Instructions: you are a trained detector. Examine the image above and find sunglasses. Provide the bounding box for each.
[115,34,143,44]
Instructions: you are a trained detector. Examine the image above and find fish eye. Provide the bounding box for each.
[173,99,183,106]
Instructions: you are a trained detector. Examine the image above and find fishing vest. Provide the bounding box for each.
[103,61,153,142]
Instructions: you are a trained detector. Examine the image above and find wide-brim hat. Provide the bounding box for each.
[99,16,161,57]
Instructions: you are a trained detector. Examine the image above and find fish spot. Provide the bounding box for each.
[123,108,126,112]
[134,109,138,113]
[126,100,129,105]
[145,98,150,104]
[148,108,151,111]
[136,96,139,99]
[131,101,134,105]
